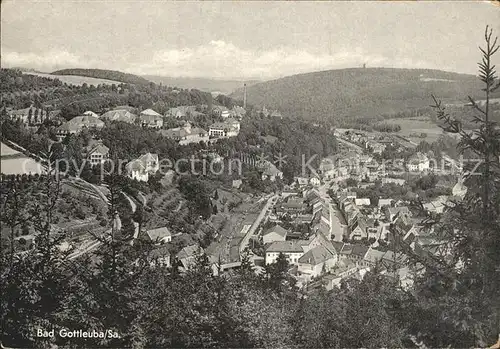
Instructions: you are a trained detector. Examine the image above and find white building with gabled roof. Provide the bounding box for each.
[126,152,159,182]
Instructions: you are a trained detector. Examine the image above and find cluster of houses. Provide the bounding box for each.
[253,137,469,289]
[160,117,241,145]
[161,121,209,145]
[130,225,209,272]
[260,188,345,282]
[54,104,244,147]
[165,104,245,120]
[44,103,245,181]
[258,183,452,289]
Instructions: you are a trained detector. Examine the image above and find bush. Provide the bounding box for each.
[373,123,401,132]
[75,207,86,220]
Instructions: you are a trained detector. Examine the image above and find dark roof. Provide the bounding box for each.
[177,244,202,259]
[351,244,370,258]
[340,243,353,255]
[298,245,335,265]
[264,224,288,237]
[266,240,307,253]
[282,198,307,209]
[331,241,345,253]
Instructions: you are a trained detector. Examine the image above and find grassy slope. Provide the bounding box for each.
[23,72,124,87]
[51,68,151,85]
[143,75,260,94]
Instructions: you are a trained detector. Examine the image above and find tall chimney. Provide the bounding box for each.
[243,83,247,109]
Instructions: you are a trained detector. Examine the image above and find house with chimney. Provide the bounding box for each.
[139,109,163,128]
[297,245,338,279]
[384,206,411,222]
[276,197,308,217]
[296,232,339,280]
[348,216,379,241]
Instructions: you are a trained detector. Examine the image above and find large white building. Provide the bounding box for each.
[265,240,308,265]
[208,118,240,138]
[126,152,159,182]
[407,152,430,172]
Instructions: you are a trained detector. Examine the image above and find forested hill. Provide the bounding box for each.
[51,68,151,85]
[231,68,498,122]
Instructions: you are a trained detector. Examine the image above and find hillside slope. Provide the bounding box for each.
[231,68,498,122]
[23,72,125,87]
[52,68,151,85]
[143,75,260,94]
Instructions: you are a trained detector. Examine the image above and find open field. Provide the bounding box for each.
[1,142,45,175]
[380,117,445,143]
[1,142,21,156]
[23,72,124,86]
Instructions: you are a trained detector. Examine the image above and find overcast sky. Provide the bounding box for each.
[1,1,499,80]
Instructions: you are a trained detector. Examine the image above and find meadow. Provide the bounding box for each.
[381,117,445,143]
[22,72,123,86]
[1,142,45,175]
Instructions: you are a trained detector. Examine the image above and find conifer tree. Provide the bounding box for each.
[410,26,500,347]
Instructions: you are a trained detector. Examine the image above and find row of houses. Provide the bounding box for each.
[263,225,416,287]
[262,188,348,283]
[166,105,246,119]
[160,118,241,145]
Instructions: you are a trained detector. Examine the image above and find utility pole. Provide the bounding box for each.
[243,83,247,109]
